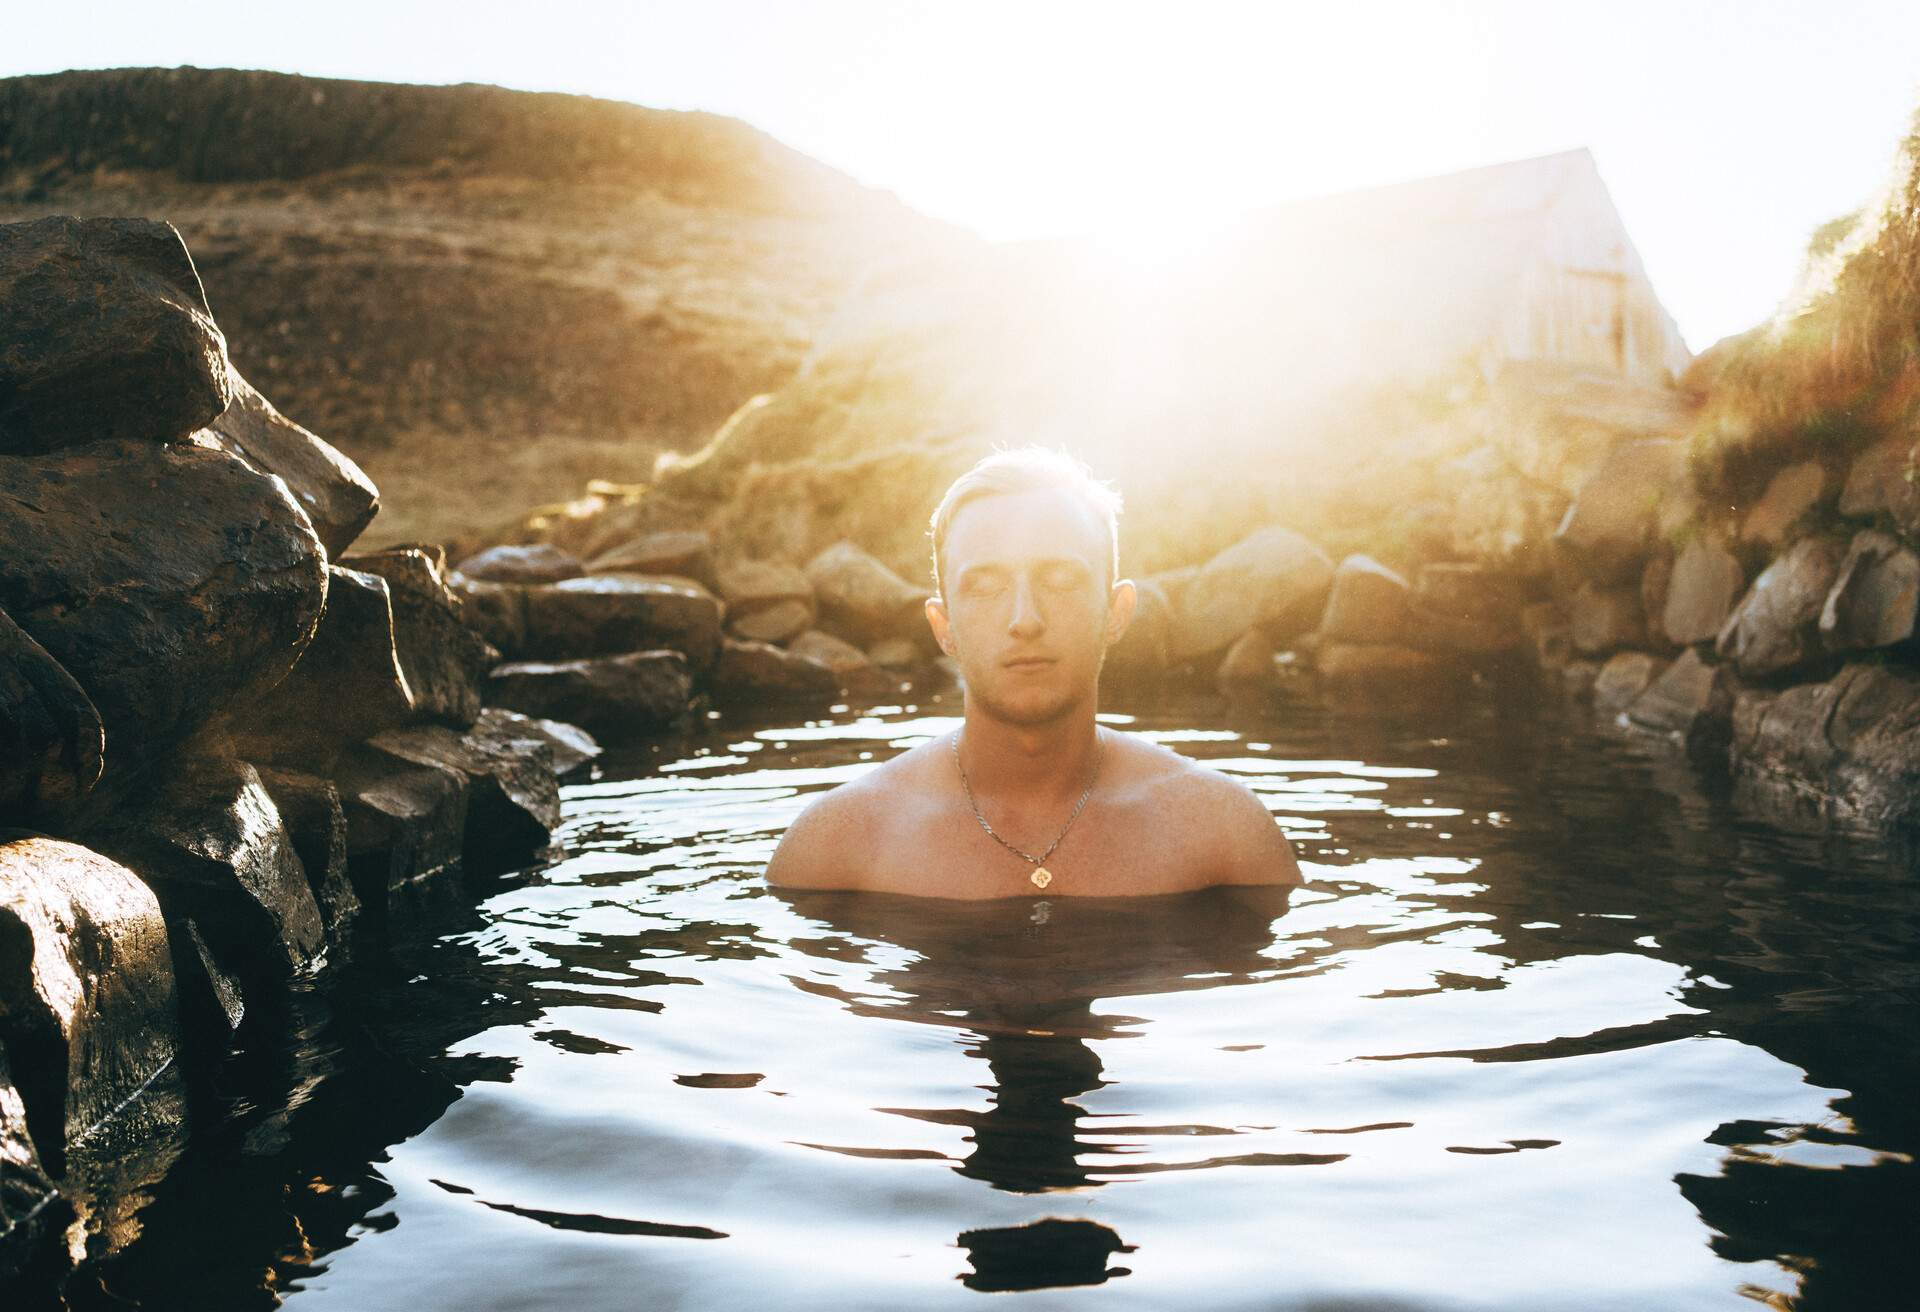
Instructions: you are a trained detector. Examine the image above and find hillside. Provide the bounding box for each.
[0,67,961,544]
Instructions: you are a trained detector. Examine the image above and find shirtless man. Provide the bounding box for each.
[766,447,1304,899]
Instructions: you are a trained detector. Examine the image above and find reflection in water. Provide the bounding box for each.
[779,887,1294,1194]
[956,1218,1134,1292]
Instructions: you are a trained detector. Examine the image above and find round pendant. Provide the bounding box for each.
[1030,867,1052,889]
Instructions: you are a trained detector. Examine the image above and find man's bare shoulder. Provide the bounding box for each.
[1106,730,1304,888]
[764,735,948,890]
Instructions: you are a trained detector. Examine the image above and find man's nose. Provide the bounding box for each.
[1007,575,1044,637]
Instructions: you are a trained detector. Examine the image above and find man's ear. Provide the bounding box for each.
[1104,579,1137,646]
[925,594,957,655]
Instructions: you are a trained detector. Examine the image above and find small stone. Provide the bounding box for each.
[1838,434,1919,523]
[1593,651,1665,717]
[587,529,715,586]
[1626,648,1735,757]
[454,543,584,585]
[729,597,814,645]
[486,650,693,736]
[711,639,840,704]
[330,747,471,900]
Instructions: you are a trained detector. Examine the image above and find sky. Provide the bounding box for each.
[9,0,1920,352]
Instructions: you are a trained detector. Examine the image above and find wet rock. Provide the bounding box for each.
[1593,652,1665,716]
[586,529,715,587]
[233,566,413,768]
[1174,527,1333,659]
[472,707,601,778]
[448,574,529,659]
[1316,641,1463,690]
[486,650,692,737]
[342,547,496,726]
[1553,439,1683,584]
[88,756,328,987]
[1413,563,1521,654]
[1837,433,1919,523]
[729,597,814,645]
[1740,460,1830,547]
[1,607,103,823]
[1568,583,1646,656]
[1731,663,1920,827]
[454,543,584,585]
[788,629,894,695]
[0,1044,68,1282]
[366,718,560,871]
[0,837,179,1176]
[522,575,723,672]
[1662,534,1744,646]
[0,216,231,453]
[1520,601,1571,670]
[254,768,359,959]
[1626,648,1735,757]
[167,918,244,1049]
[805,541,931,646]
[1105,578,1171,677]
[205,369,379,558]
[330,747,472,900]
[0,439,327,772]
[1715,536,1847,679]
[1820,529,1919,653]
[711,638,840,704]
[1317,555,1411,644]
[1216,629,1276,687]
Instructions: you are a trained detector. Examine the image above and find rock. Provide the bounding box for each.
[522,575,723,672]
[486,650,692,737]
[1820,529,1919,652]
[867,637,923,670]
[1740,460,1830,546]
[1411,564,1521,654]
[0,837,179,1176]
[0,439,327,773]
[205,369,379,558]
[1640,553,1673,645]
[1593,652,1665,716]
[1174,527,1334,659]
[1316,641,1463,689]
[1105,578,1171,676]
[366,719,560,871]
[1568,583,1646,655]
[787,629,895,695]
[1553,439,1684,584]
[730,597,814,645]
[1715,536,1847,679]
[1561,659,1601,703]
[341,547,496,726]
[167,918,245,1049]
[233,566,413,767]
[716,558,811,610]
[453,543,584,585]
[586,529,715,587]
[1317,555,1411,644]
[330,747,471,901]
[1216,629,1276,686]
[472,707,601,778]
[1626,648,1735,757]
[448,574,529,659]
[87,756,328,987]
[254,768,359,959]
[1731,663,1920,827]
[1,607,103,823]
[1,1041,70,1281]
[1837,433,1919,523]
[1662,534,1744,646]
[711,639,840,704]
[0,216,231,453]
[1520,602,1571,670]
[805,541,931,646]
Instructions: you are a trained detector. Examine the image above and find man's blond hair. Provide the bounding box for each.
[928,446,1123,596]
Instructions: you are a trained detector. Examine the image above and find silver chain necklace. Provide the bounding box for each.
[951,729,1102,890]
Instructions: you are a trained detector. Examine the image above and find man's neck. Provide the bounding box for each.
[957,699,1101,804]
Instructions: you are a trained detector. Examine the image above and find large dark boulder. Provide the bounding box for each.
[1175,527,1333,659]
[0,836,180,1176]
[448,574,529,659]
[521,575,723,671]
[88,756,328,987]
[254,767,360,960]
[0,1043,68,1283]
[1820,529,1918,653]
[330,747,471,903]
[1626,648,1736,759]
[1715,537,1847,680]
[1731,663,1920,827]
[486,650,692,737]
[587,528,716,587]
[1,606,103,822]
[0,216,231,454]
[0,438,327,774]
[205,369,379,558]
[365,719,560,871]
[710,638,840,704]
[342,547,496,726]
[234,565,414,768]
[473,707,601,777]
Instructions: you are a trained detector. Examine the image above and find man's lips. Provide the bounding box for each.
[1003,655,1057,670]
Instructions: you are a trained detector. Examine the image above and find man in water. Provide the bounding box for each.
[766,447,1304,898]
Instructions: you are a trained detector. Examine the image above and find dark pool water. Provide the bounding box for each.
[33,682,1920,1311]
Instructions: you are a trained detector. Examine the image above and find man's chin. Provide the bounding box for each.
[966,683,1087,728]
